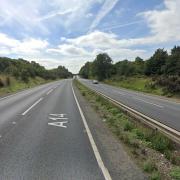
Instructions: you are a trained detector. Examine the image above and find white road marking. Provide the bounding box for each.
[133,97,164,108]
[22,98,43,115]
[48,114,69,128]
[49,117,68,120]
[49,114,66,117]
[71,82,112,180]
[46,89,53,95]
[48,121,68,128]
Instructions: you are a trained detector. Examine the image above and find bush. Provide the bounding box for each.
[0,78,4,88]
[151,134,171,153]
[145,82,156,90]
[134,128,144,140]
[123,121,134,131]
[6,76,10,86]
[151,171,161,180]
[143,160,157,173]
[170,167,180,179]
[156,75,180,93]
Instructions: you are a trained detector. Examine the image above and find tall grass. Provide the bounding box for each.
[0,75,50,96]
[104,76,164,95]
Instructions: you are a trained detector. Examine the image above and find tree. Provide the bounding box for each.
[163,46,180,75]
[115,60,135,76]
[145,48,168,75]
[92,53,113,81]
[134,57,145,74]
[0,57,72,81]
[79,62,92,78]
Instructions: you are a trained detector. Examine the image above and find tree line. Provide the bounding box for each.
[0,57,72,83]
[79,46,180,93]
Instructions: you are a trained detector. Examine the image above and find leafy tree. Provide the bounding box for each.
[92,53,113,81]
[79,62,92,79]
[0,57,72,81]
[145,49,168,75]
[163,46,180,75]
[134,57,144,74]
[115,60,135,76]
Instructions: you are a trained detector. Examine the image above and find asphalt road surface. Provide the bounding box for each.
[0,79,109,180]
[79,78,180,132]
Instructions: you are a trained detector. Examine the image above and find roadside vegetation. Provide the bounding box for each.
[79,46,180,98]
[75,79,180,180]
[104,76,163,96]
[0,57,72,95]
[0,75,50,96]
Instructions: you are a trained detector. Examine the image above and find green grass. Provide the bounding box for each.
[143,160,157,173]
[151,171,161,180]
[0,75,52,96]
[104,76,164,96]
[74,79,180,179]
[170,167,180,180]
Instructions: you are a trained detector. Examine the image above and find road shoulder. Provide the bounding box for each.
[73,82,147,180]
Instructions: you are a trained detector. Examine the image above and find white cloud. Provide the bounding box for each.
[13,38,49,55]
[100,20,143,31]
[0,32,49,56]
[0,0,103,33]
[139,0,180,43]
[37,8,77,21]
[47,44,90,57]
[65,30,156,49]
[89,0,119,31]
[0,0,49,33]
[0,33,19,47]
[66,31,119,49]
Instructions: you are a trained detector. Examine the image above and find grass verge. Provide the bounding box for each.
[104,76,180,99]
[0,75,52,96]
[74,79,180,180]
[104,76,163,95]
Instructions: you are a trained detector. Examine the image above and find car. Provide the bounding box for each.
[92,80,99,84]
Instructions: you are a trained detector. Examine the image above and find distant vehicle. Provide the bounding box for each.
[92,80,98,84]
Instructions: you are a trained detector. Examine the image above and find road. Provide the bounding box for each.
[0,79,109,180]
[79,79,180,132]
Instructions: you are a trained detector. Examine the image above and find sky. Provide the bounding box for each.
[0,0,180,73]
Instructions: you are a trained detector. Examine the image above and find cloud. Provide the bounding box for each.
[100,20,143,31]
[139,0,180,42]
[66,0,180,50]
[0,32,49,56]
[37,8,77,21]
[0,0,102,34]
[89,0,119,32]
[13,38,49,55]
[64,30,155,49]
[66,31,119,49]
[47,44,90,57]
[0,33,19,47]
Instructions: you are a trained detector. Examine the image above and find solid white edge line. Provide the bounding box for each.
[71,82,112,180]
[22,97,43,116]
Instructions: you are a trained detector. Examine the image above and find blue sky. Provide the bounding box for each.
[0,0,179,73]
